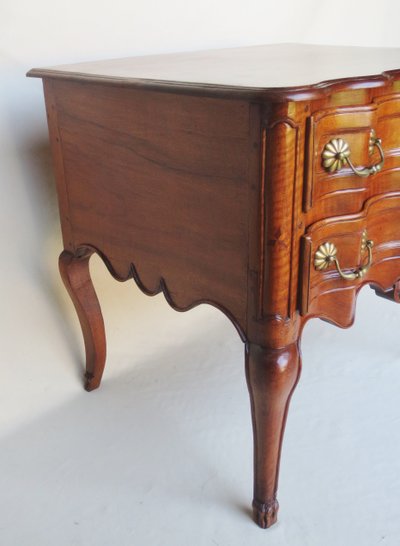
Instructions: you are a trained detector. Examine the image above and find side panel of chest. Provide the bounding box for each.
[44,79,259,336]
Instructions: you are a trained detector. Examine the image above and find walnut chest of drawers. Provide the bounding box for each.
[28,43,400,528]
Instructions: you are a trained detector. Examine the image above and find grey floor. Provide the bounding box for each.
[1,252,399,546]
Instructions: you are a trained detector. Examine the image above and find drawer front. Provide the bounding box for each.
[304,97,400,216]
[301,192,400,326]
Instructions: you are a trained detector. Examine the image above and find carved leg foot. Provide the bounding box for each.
[252,497,280,529]
[59,249,106,391]
[246,342,301,529]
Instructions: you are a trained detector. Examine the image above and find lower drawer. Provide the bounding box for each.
[301,192,400,326]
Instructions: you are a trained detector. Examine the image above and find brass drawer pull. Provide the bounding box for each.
[314,230,374,280]
[322,130,384,177]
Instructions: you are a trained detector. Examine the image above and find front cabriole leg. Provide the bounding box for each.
[245,340,301,528]
[59,249,106,391]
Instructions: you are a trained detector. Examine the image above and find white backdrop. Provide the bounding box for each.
[1,2,400,545]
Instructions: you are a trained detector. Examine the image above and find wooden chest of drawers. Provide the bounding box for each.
[28,43,400,528]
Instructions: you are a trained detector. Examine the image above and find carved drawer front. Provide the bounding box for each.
[301,192,400,327]
[304,98,400,216]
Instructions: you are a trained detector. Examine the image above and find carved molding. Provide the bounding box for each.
[258,118,299,322]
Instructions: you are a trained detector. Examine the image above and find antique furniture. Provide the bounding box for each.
[28,44,400,528]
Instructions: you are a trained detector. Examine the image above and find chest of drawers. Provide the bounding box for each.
[28,43,400,528]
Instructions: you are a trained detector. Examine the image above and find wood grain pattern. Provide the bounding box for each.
[31,45,400,529]
[259,118,299,321]
[48,79,250,339]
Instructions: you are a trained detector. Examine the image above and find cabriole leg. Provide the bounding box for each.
[59,249,106,391]
[245,341,301,528]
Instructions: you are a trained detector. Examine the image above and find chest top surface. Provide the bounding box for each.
[28,43,400,100]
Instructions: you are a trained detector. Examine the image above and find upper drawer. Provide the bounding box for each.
[304,96,400,215]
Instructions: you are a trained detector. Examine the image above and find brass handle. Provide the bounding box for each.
[314,230,374,281]
[322,130,384,178]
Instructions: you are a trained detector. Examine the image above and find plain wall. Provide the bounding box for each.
[1,2,400,545]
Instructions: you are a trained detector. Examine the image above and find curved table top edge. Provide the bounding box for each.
[27,43,400,102]
[26,68,400,102]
